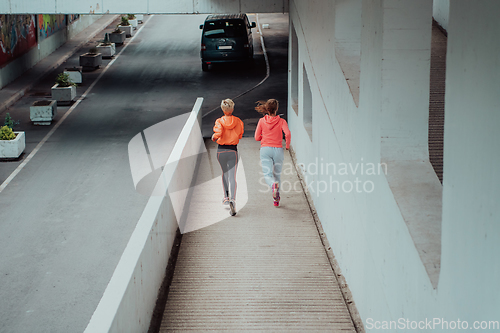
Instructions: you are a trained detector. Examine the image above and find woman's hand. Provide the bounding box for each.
[211,134,217,142]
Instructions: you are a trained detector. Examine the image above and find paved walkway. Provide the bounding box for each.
[159,139,357,332]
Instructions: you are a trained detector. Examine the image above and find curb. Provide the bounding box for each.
[0,15,119,114]
[289,146,366,333]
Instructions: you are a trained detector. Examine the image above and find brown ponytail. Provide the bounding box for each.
[255,99,279,116]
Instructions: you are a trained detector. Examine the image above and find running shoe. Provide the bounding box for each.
[229,200,237,216]
[222,197,230,205]
[272,182,279,200]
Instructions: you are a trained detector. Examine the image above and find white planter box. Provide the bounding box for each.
[136,15,143,23]
[129,19,138,28]
[30,100,57,125]
[118,25,135,37]
[0,131,25,158]
[96,43,116,58]
[109,31,126,45]
[51,84,76,105]
[79,52,103,71]
[64,68,82,84]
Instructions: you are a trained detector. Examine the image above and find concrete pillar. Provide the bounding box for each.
[334,0,362,105]
[289,21,299,112]
[380,0,433,161]
[440,0,500,323]
[433,0,449,32]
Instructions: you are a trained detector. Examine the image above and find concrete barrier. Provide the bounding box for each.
[84,98,204,333]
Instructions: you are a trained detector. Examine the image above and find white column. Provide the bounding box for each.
[380,0,433,161]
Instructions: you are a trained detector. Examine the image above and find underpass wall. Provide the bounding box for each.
[0,14,102,89]
[289,0,500,331]
[288,0,438,330]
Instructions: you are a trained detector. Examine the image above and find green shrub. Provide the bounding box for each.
[127,14,135,20]
[55,73,76,87]
[0,125,16,140]
[121,16,130,26]
[4,113,19,129]
[101,33,112,45]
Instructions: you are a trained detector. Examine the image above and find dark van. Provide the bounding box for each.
[199,14,256,71]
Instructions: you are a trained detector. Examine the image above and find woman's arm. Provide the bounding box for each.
[282,119,291,150]
[238,118,244,139]
[254,119,263,141]
[212,119,223,141]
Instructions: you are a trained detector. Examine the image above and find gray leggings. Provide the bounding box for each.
[217,148,239,200]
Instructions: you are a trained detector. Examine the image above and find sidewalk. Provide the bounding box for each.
[158,138,358,332]
[0,14,118,114]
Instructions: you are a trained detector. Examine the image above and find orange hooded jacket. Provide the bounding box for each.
[212,115,244,145]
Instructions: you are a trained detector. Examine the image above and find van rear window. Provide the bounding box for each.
[204,20,247,38]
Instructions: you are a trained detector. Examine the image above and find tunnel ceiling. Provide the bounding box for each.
[0,0,289,14]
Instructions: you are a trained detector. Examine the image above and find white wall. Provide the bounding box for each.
[0,15,102,90]
[433,0,449,32]
[289,0,500,331]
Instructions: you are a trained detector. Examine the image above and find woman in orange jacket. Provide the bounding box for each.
[212,98,244,216]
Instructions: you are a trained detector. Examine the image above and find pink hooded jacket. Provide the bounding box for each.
[254,115,291,149]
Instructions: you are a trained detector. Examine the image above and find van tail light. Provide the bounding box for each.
[201,44,206,51]
[243,44,249,48]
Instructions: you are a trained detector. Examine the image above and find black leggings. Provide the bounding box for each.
[217,147,238,200]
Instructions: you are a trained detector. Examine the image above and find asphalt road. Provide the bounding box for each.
[0,13,288,333]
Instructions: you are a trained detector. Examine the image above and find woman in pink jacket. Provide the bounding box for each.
[254,99,291,206]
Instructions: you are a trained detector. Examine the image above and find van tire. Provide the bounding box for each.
[202,63,209,71]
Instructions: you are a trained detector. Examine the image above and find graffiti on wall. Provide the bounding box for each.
[0,14,37,67]
[38,14,66,41]
[68,14,80,25]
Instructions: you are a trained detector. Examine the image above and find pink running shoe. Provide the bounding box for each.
[272,182,279,200]
[273,186,280,207]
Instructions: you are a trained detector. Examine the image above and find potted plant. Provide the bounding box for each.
[0,113,25,159]
[30,100,57,125]
[118,16,134,37]
[109,26,126,45]
[128,14,138,28]
[96,33,116,58]
[63,67,83,84]
[51,72,77,105]
[136,14,144,23]
[79,47,103,71]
